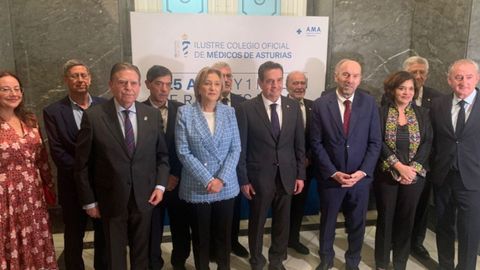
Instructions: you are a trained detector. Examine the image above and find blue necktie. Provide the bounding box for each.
[123,110,135,157]
[270,103,280,139]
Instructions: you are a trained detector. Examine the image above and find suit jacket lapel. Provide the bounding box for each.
[135,102,150,157]
[59,96,79,140]
[442,94,456,137]
[253,94,277,141]
[193,103,220,160]
[279,97,293,141]
[462,89,480,136]
[101,99,131,157]
[326,95,344,137]
[347,94,361,138]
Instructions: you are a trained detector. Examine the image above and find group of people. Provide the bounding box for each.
[0,55,479,270]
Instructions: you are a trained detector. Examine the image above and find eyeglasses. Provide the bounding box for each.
[0,87,23,94]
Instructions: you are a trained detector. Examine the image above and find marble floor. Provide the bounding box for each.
[52,210,479,270]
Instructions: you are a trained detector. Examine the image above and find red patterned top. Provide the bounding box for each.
[0,119,57,270]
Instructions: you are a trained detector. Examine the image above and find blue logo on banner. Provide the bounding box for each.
[296,26,322,36]
[240,0,280,15]
[163,0,208,13]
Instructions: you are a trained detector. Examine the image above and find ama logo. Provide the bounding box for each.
[305,26,321,36]
[175,34,191,58]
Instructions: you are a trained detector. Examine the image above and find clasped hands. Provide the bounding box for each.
[333,170,365,187]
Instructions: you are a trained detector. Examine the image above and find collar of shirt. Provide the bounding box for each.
[261,94,283,128]
[452,89,477,107]
[148,98,169,110]
[219,93,231,105]
[336,89,355,104]
[69,94,93,129]
[69,94,93,110]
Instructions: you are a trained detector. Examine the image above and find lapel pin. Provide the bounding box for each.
[144,116,148,121]
[287,105,290,108]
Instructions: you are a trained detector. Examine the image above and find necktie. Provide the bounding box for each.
[159,105,167,133]
[270,103,280,139]
[123,110,135,157]
[300,100,306,129]
[455,100,466,137]
[343,100,351,135]
[221,97,229,105]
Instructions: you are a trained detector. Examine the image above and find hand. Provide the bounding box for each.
[207,178,224,193]
[393,163,417,182]
[348,170,366,185]
[86,206,101,218]
[148,189,164,206]
[293,179,304,195]
[332,172,354,187]
[241,184,256,200]
[166,175,179,191]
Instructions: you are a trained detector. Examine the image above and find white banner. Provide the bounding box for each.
[131,12,329,103]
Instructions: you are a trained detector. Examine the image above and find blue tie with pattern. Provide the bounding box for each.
[123,110,135,157]
[270,103,280,139]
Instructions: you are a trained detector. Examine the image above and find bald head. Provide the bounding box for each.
[286,71,307,101]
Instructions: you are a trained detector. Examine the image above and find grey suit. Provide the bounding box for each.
[237,94,305,269]
[74,99,169,270]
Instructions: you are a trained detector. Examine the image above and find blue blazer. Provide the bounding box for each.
[175,102,241,203]
[310,90,382,187]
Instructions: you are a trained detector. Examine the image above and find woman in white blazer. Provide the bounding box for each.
[175,67,241,270]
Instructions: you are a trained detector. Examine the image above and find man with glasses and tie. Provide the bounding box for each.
[311,59,381,270]
[143,65,190,270]
[236,61,305,270]
[43,59,107,270]
[211,61,249,258]
[429,59,480,270]
[74,62,170,270]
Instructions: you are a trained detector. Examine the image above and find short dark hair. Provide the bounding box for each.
[383,71,419,105]
[193,67,223,102]
[258,61,283,82]
[146,65,172,82]
[110,62,141,81]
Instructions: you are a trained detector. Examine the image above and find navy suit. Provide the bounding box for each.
[310,89,381,268]
[430,90,480,270]
[143,99,191,270]
[43,96,107,270]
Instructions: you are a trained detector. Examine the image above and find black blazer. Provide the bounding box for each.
[74,99,170,217]
[430,89,480,190]
[230,93,247,109]
[143,99,184,178]
[236,95,306,194]
[43,95,106,205]
[377,104,433,177]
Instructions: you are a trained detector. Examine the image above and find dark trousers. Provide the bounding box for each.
[188,198,235,270]
[248,173,291,269]
[434,170,480,270]
[411,176,432,247]
[61,199,107,270]
[289,178,311,244]
[102,191,152,270]
[318,182,370,268]
[231,193,245,244]
[149,187,191,269]
[373,174,425,270]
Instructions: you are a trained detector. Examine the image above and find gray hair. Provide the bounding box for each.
[403,56,429,72]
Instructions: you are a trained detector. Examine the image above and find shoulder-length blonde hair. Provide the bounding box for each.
[193,67,223,103]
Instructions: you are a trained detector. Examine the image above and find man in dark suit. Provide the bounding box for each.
[237,61,306,270]
[285,71,313,255]
[311,59,382,270]
[396,56,442,260]
[74,62,170,270]
[43,59,107,270]
[212,61,249,258]
[143,65,190,270]
[430,59,480,270]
